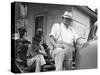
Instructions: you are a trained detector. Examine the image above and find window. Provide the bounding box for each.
[34,12,47,40]
[35,16,44,34]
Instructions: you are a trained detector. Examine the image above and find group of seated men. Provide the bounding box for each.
[14,27,54,72]
[13,26,80,73]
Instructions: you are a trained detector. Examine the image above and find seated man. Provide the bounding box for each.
[49,11,84,71]
[27,28,47,72]
[16,26,30,64]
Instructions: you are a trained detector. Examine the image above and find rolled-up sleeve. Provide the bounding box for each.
[49,23,59,38]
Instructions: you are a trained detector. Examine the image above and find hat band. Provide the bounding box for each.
[62,15,72,19]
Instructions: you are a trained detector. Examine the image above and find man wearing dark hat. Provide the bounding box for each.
[16,26,30,64]
[27,28,47,72]
[18,27,27,39]
[50,11,83,71]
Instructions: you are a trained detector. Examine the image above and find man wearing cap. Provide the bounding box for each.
[27,28,47,72]
[16,26,30,64]
[50,11,82,71]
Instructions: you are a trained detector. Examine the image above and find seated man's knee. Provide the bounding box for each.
[39,54,43,57]
[38,55,45,60]
[36,57,40,63]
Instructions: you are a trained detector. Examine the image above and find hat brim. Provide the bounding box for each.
[36,28,43,32]
[62,15,72,19]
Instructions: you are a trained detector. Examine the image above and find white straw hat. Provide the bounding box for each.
[62,11,72,19]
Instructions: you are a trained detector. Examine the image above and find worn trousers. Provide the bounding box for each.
[52,45,74,71]
[27,54,46,72]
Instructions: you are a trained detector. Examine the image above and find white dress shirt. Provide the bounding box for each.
[50,23,79,45]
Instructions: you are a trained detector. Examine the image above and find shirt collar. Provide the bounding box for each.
[61,23,72,30]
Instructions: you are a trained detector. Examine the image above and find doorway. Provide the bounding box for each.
[35,16,44,34]
[34,12,47,40]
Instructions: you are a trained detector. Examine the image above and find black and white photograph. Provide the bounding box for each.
[11,1,97,73]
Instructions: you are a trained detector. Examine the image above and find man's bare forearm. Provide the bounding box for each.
[50,36,61,48]
[50,36,57,47]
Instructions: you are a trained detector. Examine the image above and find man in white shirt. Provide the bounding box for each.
[50,11,81,71]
